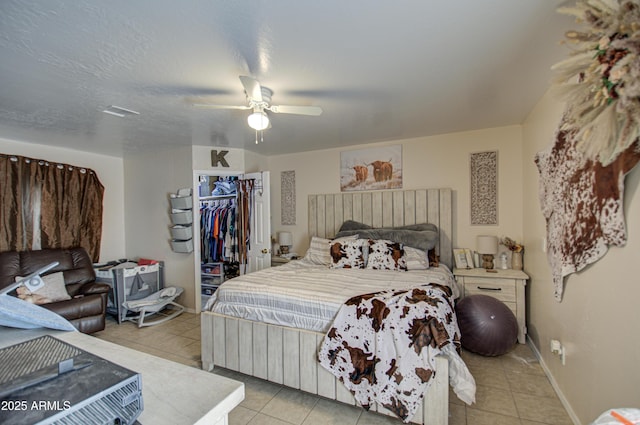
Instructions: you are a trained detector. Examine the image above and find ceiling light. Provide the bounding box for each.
[247,111,269,131]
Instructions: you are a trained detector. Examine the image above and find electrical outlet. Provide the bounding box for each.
[550,339,566,365]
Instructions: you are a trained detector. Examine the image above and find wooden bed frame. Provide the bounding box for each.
[202,188,454,425]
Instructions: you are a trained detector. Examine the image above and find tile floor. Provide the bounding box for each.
[93,313,573,425]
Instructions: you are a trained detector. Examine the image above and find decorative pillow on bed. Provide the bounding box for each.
[404,246,440,269]
[404,246,429,270]
[339,220,438,233]
[366,239,407,271]
[14,272,71,305]
[304,235,358,266]
[336,221,439,252]
[330,238,368,269]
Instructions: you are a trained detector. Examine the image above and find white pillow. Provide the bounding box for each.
[404,246,430,270]
[304,235,358,266]
[330,238,368,269]
[15,272,71,305]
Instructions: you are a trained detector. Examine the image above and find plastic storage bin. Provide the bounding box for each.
[201,262,224,298]
[201,263,222,275]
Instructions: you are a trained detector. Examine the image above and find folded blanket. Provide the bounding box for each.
[0,295,76,331]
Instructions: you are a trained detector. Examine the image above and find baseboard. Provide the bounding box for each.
[527,337,582,425]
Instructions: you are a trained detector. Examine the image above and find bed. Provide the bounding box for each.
[201,188,474,424]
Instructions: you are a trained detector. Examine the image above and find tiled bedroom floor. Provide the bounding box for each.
[93,312,573,425]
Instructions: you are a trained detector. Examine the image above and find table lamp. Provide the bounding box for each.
[477,235,498,270]
[278,231,293,255]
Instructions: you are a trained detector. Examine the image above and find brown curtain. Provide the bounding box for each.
[0,153,104,261]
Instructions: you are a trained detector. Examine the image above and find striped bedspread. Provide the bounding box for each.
[204,259,461,333]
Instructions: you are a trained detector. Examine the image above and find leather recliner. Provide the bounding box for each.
[0,247,110,334]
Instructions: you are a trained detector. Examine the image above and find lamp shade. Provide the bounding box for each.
[278,231,293,246]
[476,235,498,255]
[247,111,270,131]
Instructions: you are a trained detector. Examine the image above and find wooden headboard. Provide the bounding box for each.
[308,188,453,269]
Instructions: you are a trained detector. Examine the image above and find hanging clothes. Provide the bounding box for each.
[198,177,256,269]
[199,199,236,263]
[235,179,255,269]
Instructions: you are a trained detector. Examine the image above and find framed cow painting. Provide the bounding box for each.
[340,145,403,192]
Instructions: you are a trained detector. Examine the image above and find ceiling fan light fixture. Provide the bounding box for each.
[247,111,269,131]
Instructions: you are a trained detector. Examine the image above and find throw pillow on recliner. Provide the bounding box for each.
[14,272,71,305]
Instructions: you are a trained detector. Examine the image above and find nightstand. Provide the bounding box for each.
[271,256,291,267]
[453,268,529,344]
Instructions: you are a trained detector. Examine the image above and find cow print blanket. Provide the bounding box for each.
[535,125,640,301]
[319,283,472,422]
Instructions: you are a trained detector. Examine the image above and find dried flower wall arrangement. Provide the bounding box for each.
[552,0,640,166]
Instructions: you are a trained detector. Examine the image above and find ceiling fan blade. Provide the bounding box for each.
[193,104,251,110]
[268,105,323,116]
[239,76,263,102]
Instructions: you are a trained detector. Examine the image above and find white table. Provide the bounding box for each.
[0,326,244,425]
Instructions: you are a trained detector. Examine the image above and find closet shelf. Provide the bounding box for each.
[199,194,236,201]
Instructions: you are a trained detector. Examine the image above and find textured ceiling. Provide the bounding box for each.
[0,1,573,157]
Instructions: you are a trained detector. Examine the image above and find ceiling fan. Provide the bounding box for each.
[193,76,322,140]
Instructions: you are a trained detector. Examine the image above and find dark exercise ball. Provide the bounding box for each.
[455,294,518,356]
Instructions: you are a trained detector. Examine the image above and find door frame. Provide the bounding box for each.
[243,171,271,274]
[192,169,242,313]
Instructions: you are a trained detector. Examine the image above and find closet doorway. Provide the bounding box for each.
[192,170,271,312]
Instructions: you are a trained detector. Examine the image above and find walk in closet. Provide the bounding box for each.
[195,171,270,309]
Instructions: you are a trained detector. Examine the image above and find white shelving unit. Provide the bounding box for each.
[170,188,194,253]
[201,262,225,305]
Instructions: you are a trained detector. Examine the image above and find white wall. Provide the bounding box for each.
[245,149,269,173]
[523,90,640,424]
[267,126,524,255]
[0,137,125,261]
[123,145,196,310]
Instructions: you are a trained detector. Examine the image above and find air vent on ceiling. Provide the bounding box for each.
[102,105,140,118]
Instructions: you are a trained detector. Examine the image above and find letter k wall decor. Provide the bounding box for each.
[211,150,230,167]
